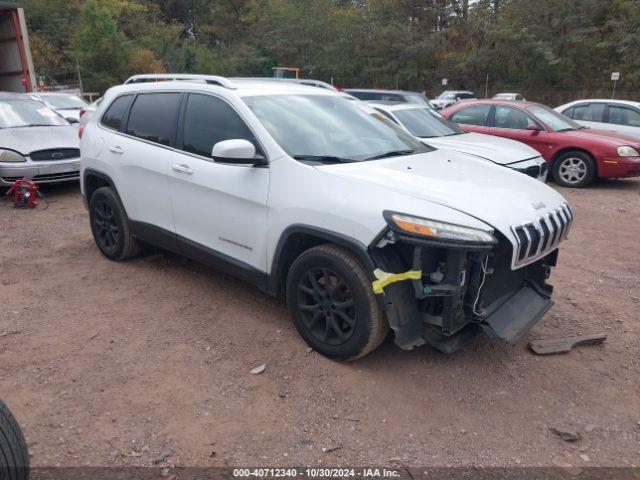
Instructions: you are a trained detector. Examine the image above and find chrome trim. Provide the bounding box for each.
[511,203,573,269]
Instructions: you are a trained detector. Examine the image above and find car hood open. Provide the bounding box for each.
[422,132,541,165]
[316,150,567,234]
[0,126,79,155]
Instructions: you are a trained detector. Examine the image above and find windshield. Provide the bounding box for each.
[528,105,583,132]
[41,94,88,110]
[437,92,456,100]
[0,99,68,128]
[392,107,465,138]
[243,94,427,162]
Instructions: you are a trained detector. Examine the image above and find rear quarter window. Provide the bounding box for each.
[100,95,132,131]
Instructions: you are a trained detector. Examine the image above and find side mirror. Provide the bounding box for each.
[211,139,266,165]
[526,124,541,132]
[66,117,79,124]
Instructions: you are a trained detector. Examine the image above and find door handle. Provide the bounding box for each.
[109,146,124,155]
[172,163,194,175]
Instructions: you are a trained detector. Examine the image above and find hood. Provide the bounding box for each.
[0,126,79,155]
[422,132,541,165]
[562,128,640,146]
[316,150,567,236]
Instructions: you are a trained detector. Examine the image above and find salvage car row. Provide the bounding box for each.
[2,82,639,189]
[1,76,638,361]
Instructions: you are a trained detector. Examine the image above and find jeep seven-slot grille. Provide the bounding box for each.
[512,204,573,266]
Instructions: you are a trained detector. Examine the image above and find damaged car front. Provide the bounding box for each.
[315,151,573,353]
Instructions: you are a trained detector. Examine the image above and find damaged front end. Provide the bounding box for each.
[370,211,562,353]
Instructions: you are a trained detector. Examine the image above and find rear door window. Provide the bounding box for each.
[449,104,491,126]
[609,105,640,127]
[126,93,182,146]
[181,93,262,158]
[100,95,132,131]
[572,103,605,122]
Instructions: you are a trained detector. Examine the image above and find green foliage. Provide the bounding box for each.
[19,0,640,96]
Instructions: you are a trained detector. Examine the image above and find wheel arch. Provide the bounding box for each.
[83,169,117,207]
[268,225,377,297]
[551,147,598,176]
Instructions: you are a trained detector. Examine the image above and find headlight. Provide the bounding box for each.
[0,149,27,163]
[385,212,497,244]
[617,145,639,157]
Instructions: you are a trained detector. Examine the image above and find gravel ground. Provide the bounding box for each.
[0,179,639,470]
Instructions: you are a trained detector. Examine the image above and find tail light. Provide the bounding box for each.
[79,109,86,118]
[78,124,85,139]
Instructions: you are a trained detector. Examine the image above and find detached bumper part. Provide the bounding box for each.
[480,284,553,344]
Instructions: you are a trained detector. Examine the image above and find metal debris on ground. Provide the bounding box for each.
[153,448,173,464]
[250,364,266,375]
[549,426,582,442]
[322,445,342,453]
[529,334,607,355]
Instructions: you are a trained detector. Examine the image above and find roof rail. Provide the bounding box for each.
[123,74,237,90]
[231,77,337,91]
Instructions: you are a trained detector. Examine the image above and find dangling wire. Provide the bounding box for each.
[472,255,490,317]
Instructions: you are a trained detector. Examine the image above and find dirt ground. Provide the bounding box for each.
[0,179,639,470]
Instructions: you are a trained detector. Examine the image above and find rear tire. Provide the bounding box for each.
[286,244,388,361]
[89,187,141,260]
[552,151,596,188]
[0,399,29,480]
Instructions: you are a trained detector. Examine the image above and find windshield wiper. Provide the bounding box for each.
[363,149,414,161]
[556,127,577,132]
[293,155,354,164]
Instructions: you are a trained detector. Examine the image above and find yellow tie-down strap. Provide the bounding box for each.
[372,268,422,295]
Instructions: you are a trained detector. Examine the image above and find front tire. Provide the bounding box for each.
[286,244,388,361]
[89,187,141,260]
[0,399,29,480]
[552,151,596,188]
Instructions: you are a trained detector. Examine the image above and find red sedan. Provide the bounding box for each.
[442,100,640,187]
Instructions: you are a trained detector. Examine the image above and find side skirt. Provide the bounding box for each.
[129,221,270,294]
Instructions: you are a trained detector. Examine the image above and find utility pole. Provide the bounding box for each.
[485,74,489,98]
[76,60,84,95]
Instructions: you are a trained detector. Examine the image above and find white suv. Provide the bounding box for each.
[80,76,573,360]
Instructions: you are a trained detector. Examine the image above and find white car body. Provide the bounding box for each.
[366,102,548,181]
[80,76,572,355]
[29,92,88,121]
[493,93,526,101]
[79,97,103,128]
[431,90,476,110]
[555,99,640,139]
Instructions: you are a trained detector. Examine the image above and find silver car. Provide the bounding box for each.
[29,92,88,122]
[0,93,80,186]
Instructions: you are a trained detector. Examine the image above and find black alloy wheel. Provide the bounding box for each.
[296,267,356,346]
[286,244,388,360]
[93,198,119,253]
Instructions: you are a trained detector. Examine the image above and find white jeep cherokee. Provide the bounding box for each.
[80,76,573,360]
